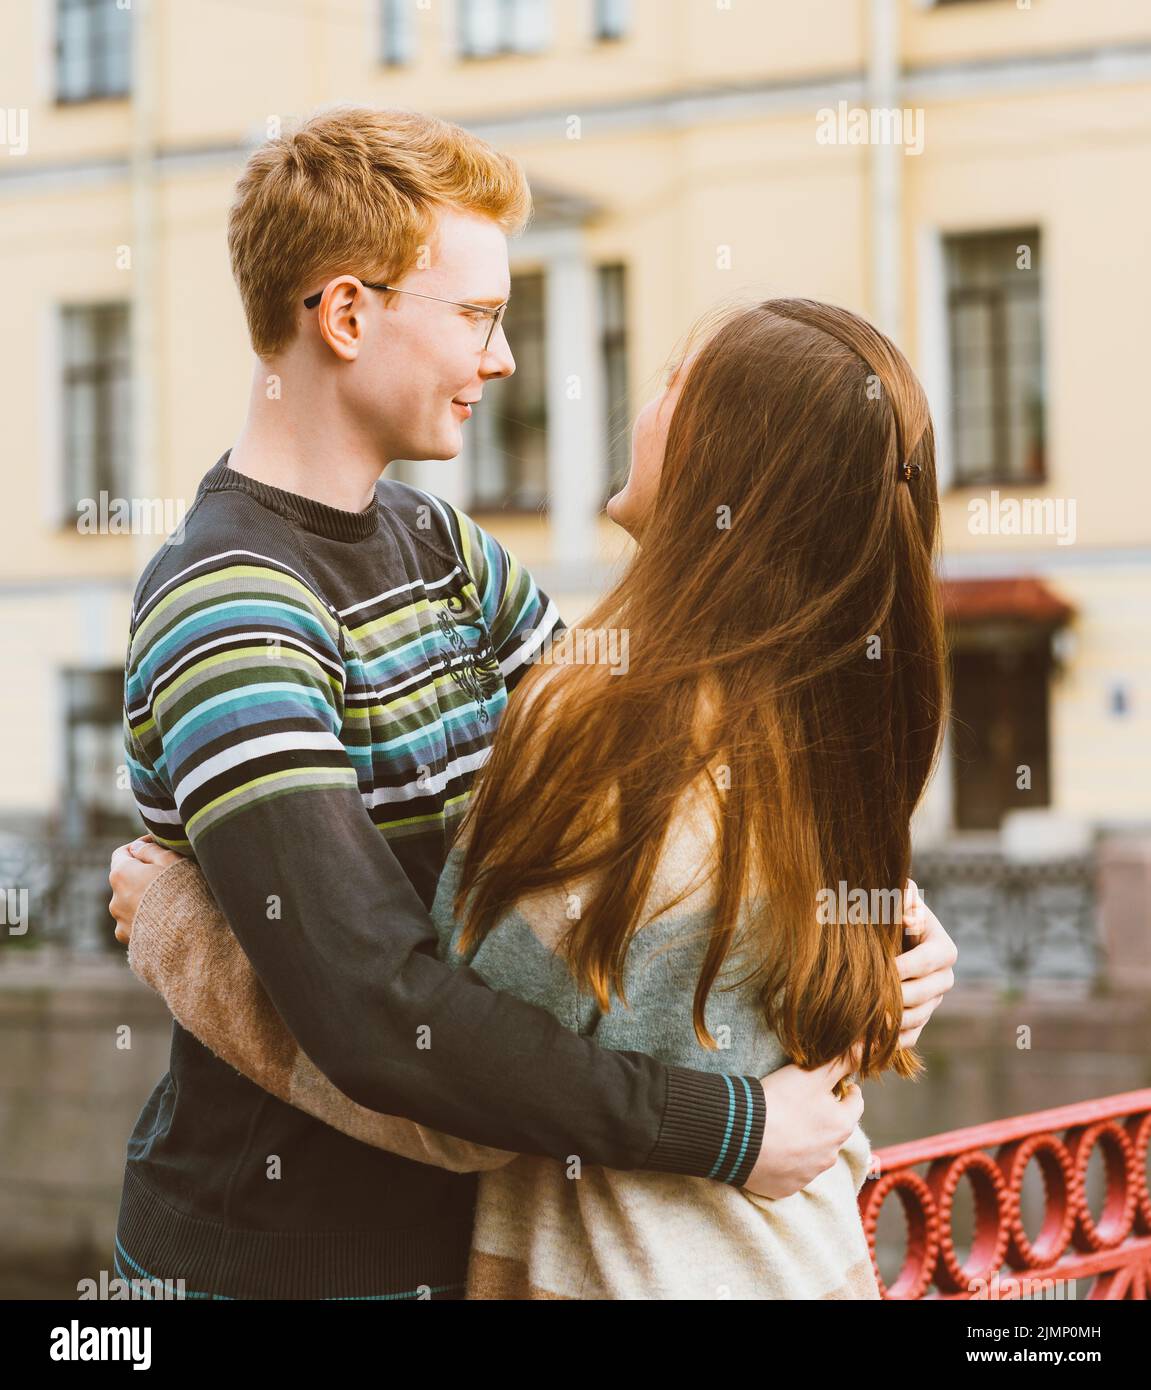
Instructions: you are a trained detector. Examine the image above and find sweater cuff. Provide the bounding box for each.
[643,1067,766,1186]
[125,856,207,994]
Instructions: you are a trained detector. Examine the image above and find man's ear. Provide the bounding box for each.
[315,277,366,362]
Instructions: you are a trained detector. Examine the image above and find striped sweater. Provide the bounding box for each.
[115,452,766,1300]
[126,758,880,1299]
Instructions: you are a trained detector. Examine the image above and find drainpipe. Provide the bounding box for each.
[129,0,158,577]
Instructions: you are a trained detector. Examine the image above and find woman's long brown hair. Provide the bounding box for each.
[452,298,948,1083]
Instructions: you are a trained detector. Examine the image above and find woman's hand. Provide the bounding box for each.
[895,880,957,1047]
[108,836,185,946]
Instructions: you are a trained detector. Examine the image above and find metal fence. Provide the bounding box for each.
[0,832,130,954]
[0,830,1104,978]
[911,849,1100,990]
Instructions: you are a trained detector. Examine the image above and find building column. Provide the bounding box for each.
[913,720,955,850]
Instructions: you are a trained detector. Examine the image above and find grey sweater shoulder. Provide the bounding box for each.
[430,839,787,1079]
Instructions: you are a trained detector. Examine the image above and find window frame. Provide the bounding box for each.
[59,301,133,530]
[456,0,552,61]
[53,0,132,106]
[943,227,1046,490]
[468,269,549,515]
[593,0,631,43]
[60,666,139,840]
[378,0,417,66]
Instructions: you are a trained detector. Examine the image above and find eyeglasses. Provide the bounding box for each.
[303,278,508,351]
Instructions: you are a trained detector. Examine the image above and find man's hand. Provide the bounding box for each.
[743,1048,865,1200]
[108,836,184,945]
[895,880,957,1047]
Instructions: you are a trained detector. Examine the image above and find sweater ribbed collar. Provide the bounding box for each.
[200,450,380,541]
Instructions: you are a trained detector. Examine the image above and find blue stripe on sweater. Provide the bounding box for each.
[114,1238,231,1300]
[704,1074,756,1184]
[724,1075,756,1184]
[706,1074,738,1180]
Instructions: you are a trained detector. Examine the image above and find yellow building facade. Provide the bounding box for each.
[1,0,1150,880]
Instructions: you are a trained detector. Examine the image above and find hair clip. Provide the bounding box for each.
[900,461,922,482]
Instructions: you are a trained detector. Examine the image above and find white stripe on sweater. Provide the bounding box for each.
[171,731,348,807]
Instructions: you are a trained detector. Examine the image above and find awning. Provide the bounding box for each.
[938,577,1075,627]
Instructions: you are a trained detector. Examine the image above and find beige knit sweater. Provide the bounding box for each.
[127,774,880,1300]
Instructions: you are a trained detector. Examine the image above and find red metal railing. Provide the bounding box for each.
[858,1089,1151,1299]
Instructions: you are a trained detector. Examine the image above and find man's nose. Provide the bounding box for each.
[481,323,515,379]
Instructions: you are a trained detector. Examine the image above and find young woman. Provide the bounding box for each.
[110,296,952,1299]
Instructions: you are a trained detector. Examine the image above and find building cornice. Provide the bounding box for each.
[3,42,1150,196]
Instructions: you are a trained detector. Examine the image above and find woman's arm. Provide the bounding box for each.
[122,852,518,1173]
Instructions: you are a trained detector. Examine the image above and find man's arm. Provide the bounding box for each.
[123,852,518,1173]
[126,555,765,1182]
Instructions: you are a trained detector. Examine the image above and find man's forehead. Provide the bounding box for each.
[421,209,510,300]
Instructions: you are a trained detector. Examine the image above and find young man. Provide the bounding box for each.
[109,107,955,1300]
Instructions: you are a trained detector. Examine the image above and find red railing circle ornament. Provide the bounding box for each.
[1127,1109,1151,1235]
[1066,1121,1137,1253]
[857,1089,1151,1299]
[857,1168,939,1300]
[926,1149,1010,1294]
[996,1133,1077,1271]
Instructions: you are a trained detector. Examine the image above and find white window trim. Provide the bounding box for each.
[916,225,953,493]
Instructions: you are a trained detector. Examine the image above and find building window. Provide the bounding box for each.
[457,0,551,59]
[379,0,416,65]
[599,264,630,500]
[950,631,1051,832]
[470,271,547,511]
[61,303,132,525]
[55,0,132,103]
[594,0,631,41]
[61,668,137,840]
[945,228,1045,487]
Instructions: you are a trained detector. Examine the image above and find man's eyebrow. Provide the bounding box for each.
[463,295,510,307]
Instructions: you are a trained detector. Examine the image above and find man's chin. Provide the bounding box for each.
[414,435,462,463]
